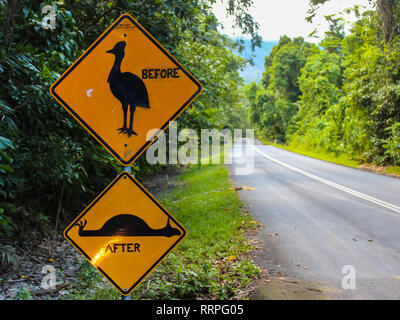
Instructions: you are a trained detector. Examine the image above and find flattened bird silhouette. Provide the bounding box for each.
[106,41,150,137]
[75,214,181,237]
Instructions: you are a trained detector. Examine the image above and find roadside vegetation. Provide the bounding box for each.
[65,162,260,300]
[260,139,400,177]
[246,0,400,177]
[259,138,359,168]
[0,0,257,271]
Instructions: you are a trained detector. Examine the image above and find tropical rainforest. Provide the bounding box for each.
[1,0,400,276]
[0,0,258,267]
[247,0,400,169]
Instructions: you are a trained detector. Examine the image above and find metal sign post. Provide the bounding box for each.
[122,166,132,174]
[51,13,201,299]
[121,165,131,301]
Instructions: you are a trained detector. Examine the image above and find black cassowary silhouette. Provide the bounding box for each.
[106,41,150,137]
[75,214,181,237]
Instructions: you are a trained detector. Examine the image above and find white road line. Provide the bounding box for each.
[253,146,400,214]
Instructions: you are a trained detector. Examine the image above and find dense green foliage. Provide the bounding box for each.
[246,36,318,142]
[0,0,257,266]
[247,1,400,167]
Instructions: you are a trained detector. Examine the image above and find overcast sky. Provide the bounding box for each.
[213,0,374,42]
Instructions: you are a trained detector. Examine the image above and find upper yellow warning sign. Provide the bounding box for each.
[64,172,186,296]
[50,13,202,165]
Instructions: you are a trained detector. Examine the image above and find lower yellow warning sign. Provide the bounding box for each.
[64,172,186,295]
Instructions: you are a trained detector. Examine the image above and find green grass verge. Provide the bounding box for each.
[385,166,400,176]
[64,163,259,300]
[259,138,400,177]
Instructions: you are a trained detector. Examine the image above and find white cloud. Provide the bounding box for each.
[213,0,374,42]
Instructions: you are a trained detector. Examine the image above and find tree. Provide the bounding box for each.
[288,51,343,153]
[250,36,318,142]
[0,0,259,260]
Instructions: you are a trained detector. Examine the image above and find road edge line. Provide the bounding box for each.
[253,146,400,214]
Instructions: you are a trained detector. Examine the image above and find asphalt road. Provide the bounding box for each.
[227,140,400,299]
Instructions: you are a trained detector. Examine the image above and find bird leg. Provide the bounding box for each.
[118,103,128,133]
[124,105,137,137]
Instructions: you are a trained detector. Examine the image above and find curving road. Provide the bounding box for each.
[227,140,400,299]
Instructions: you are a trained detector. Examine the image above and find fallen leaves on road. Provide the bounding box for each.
[230,185,256,191]
[358,164,400,177]
[268,233,278,237]
[306,287,322,293]
[394,275,400,280]
[227,255,237,261]
[249,239,263,249]
[242,186,256,191]
[278,277,298,284]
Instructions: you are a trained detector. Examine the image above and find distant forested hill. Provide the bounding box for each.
[235,39,278,82]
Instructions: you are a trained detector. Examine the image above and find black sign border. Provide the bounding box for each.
[63,172,187,296]
[50,14,202,166]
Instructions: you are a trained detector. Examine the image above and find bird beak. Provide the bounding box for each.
[106,49,114,54]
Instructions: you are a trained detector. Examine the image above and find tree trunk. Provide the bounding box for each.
[3,0,18,46]
[377,0,395,43]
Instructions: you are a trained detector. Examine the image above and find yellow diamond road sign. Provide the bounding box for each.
[50,13,202,165]
[64,172,186,295]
